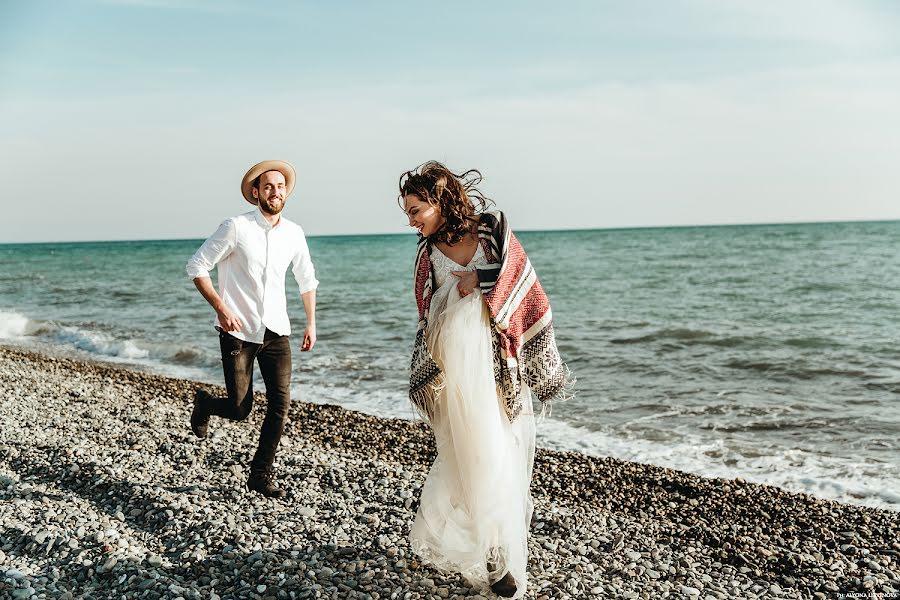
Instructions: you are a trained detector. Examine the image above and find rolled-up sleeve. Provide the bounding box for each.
[291,231,319,294]
[186,219,236,280]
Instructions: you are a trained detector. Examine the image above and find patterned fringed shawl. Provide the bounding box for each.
[409,210,574,422]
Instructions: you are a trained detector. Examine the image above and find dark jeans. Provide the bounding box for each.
[206,327,292,472]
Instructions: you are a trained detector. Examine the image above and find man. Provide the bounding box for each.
[186,159,318,498]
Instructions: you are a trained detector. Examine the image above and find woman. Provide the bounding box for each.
[400,161,573,598]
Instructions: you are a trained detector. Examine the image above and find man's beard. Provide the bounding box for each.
[259,197,284,215]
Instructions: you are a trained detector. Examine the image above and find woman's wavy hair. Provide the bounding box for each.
[398,161,494,245]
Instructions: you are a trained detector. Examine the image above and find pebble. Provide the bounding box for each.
[0,347,896,600]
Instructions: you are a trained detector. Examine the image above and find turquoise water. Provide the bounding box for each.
[1,221,898,509]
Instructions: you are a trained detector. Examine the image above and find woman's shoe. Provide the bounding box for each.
[490,571,518,597]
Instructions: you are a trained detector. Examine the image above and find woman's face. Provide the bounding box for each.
[404,194,444,237]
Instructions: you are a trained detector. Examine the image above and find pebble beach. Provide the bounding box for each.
[1,345,898,599]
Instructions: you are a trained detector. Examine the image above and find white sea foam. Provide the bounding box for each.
[0,308,212,380]
[49,326,150,359]
[293,382,900,511]
[0,310,30,339]
[293,383,418,421]
[534,414,900,511]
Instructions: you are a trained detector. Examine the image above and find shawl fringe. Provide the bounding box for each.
[537,364,576,422]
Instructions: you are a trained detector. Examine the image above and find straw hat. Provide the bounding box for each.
[240,160,296,204]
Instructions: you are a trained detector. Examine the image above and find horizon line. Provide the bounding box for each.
[2,216,898,246]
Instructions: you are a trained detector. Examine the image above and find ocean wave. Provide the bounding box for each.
[533,417,900,511]
[0,308,216,370]
[48,326,151,359]
[864,381,900,394]
[702,418,835,433]
[294,382,415,420]
[781,336,841,349]
[0,274,46,283]
[788,282,848,294]
[608,327,763,350]
[610,328,716,344]
[723,359,869,380]
[170,347,209,366]
[110,290,142,300]
[0,310,30,339]
[286,379,900,511]
[607,328,851,353]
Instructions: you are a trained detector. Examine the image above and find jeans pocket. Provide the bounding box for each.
[219,329,243,356]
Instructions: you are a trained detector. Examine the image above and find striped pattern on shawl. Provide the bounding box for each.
[409,210,574,422]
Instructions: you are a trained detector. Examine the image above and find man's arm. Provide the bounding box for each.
[193,277,242,332]
[300,289,316,351]
[291,227,319,352]
[186,219,239,330]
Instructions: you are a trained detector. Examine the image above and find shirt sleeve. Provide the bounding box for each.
[186,219,236,279]
[291,228,319,294]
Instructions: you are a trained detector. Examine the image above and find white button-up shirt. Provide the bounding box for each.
[186,208,319,343]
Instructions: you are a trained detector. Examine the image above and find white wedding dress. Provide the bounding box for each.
[410,243,536,598]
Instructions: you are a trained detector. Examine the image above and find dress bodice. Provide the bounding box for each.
[430,242,487,288]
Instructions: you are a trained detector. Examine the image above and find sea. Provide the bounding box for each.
[1,221,898,511]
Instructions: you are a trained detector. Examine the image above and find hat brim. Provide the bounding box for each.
[240,160,296,205]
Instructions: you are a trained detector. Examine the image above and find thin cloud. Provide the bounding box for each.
[1,56,897,242]
[688,0,899,51]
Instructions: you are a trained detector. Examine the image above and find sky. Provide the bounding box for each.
[1,0,899,242]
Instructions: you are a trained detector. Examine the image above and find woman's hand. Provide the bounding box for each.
[452,271,479,297]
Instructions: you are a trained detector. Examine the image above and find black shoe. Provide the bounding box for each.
[190,390,211,438]
[490,572,518,597]
[247,469,286,499]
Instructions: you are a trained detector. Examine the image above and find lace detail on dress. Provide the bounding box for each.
[431,243,486,289]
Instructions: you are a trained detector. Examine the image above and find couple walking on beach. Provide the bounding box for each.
[185,159,574,598]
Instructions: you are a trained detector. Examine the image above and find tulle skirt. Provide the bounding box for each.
[410,279,535,598]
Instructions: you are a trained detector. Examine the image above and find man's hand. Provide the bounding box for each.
[193,277,242,332]
[452,271,479,297]
[216,305,242,332]
[301,324,316,352]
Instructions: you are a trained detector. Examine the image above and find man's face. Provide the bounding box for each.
[253,170,287,215]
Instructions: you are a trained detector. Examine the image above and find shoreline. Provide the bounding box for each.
[1,346,898,598]
[4,336,895,514]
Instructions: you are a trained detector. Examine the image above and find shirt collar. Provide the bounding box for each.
[254,206,281,230]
